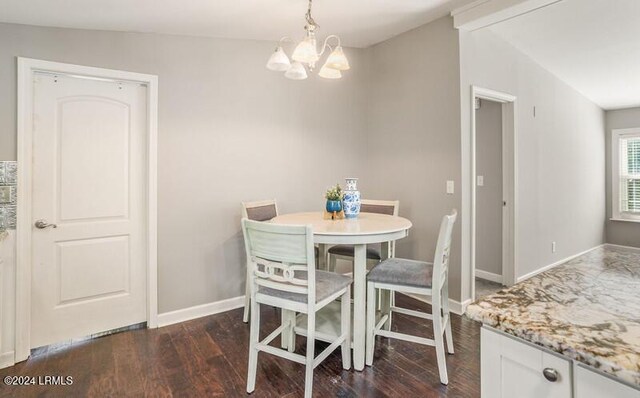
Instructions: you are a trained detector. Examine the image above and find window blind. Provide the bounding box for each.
[620,136,640,213]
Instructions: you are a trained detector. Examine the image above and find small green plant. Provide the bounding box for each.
[325,184,343,201]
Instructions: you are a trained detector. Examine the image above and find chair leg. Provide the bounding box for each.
[288,311,296,353]
[380,289,392,332]
[246,294,260,393]
[432,307,449,385]
[304,312,316,398]
[281,310,288,349]
[389,291,395,329]
[341,286,351,370]
[442,285,454,354]
[243,266,251,323]
[328,254,337,273]
[365,283,376,366]
[281,310,296,351]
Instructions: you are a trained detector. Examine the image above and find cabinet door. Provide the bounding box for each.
[481,327,572,398]
[575,365,640,398]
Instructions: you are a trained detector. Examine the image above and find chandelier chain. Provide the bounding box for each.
[305,0,318,30]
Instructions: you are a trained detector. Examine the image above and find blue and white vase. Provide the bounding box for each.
[343,178,361,219]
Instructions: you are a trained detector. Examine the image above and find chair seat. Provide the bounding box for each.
[259,270,352,303]
[328,244,381,260]
[367,258,434,289]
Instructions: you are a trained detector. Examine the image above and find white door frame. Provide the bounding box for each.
[15,58,158,362]
[468,86,517,301]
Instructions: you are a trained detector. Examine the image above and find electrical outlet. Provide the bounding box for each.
[551,241,556,253]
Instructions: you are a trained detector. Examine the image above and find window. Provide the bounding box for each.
[612,128,640,221]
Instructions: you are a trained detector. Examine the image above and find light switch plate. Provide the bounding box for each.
[477,175,484,186]
[446,180,455,194]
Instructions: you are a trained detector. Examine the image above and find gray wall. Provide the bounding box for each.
[460,29,606,301]
[365,17,463,301]
[0,18,611,316]
[475,100,503,276]
[0,23,370,313]
[605,107,640,247]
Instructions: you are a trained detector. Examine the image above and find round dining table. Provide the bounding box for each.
[271,211,412,371]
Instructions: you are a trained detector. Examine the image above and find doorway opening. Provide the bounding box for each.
[469,87,517,302]
[474,98,505,299]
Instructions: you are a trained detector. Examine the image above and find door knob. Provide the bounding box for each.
[34,219,57,229]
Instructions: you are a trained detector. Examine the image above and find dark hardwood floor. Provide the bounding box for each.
[0,294,481,397]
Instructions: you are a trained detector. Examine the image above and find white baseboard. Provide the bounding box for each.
[0,351,15,369]
[604,243,640,252]
[516,244,604,283]
[404,293,472,316]
[474,269,503,284]
[157,295,245,327]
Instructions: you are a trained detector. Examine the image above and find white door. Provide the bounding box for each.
[30,72,148,348]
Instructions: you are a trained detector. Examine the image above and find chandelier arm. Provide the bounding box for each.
[277,36,297,47]
[318,35,341,57]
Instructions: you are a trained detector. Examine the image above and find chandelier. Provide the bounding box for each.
[265,0,350,80]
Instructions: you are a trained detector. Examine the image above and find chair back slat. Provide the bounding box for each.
[253,258,309,286]
[242,199,278,221]
[242,219,316,300]
[360,199,399,216]
[246,226,308,264]
[431,210,457,304]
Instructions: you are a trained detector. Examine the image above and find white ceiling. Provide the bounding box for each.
[0,0,475,48]
[489,0,640,110]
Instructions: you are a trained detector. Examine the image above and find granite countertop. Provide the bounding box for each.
[466,245,640,386]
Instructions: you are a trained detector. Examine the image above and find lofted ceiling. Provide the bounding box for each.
[489,0,640,110]
[0,0,475,48]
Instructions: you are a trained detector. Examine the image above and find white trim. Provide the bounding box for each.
[610,218,640,223]
[452,0,562,31]
[474,269,503,284]
[15,58,159,361]
[157,296,245,327]
[516,244,603,282]
[467,86,517,305]
[0,351,15,369]
[604,243,640,252]
[450,0,489,16]
[404,293,472,316]
[611,128,640,222]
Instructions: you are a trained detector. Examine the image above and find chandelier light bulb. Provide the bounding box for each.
[292,36,319,64]
[318,64,342,79]
[284,62,308,80]
[324,46,350,71]
[266,46,291,71]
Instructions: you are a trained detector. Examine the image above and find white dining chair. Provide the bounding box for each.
[241,200,322,324]
[241,200,279,323]
[327,199,400,273]
[365,210,457,385]
[242,219,352,398]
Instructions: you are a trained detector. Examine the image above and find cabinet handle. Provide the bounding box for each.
[543,368,559,382]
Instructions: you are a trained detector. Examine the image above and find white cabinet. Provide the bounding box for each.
[575,365,640,398]
[481,327,640,398]
[482,327,572,398]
